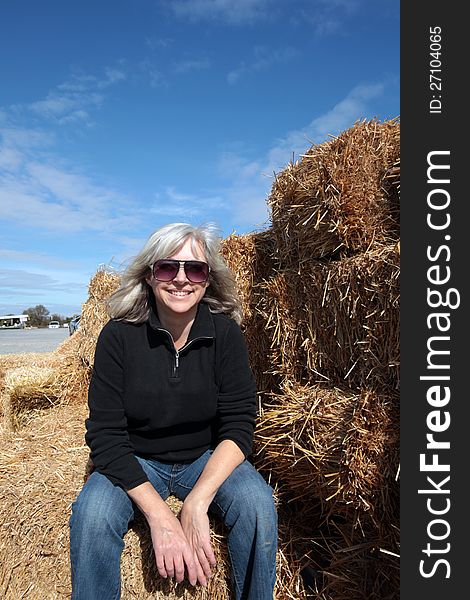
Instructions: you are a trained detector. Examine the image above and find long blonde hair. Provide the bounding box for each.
[107,222,243,325]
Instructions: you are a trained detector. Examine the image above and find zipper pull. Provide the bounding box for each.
[173,350,180,377]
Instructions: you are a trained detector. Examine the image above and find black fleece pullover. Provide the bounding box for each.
[85,302,257,490]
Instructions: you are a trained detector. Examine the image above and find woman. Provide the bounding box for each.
[69,222,278,600]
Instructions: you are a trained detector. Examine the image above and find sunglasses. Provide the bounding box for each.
[152,259,210,283]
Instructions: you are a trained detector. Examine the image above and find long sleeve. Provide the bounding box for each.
[215,319,257,457]
[85,321,149,490]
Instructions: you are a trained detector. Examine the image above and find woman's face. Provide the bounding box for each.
[146,237,209,322]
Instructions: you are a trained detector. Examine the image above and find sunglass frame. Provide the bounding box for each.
[151,259,210,283]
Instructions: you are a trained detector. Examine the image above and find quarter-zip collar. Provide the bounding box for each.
[148,300,216,344]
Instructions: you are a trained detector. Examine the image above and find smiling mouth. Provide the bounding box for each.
[168,290,192,296]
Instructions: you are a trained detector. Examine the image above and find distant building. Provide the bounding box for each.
[0,314,29,329]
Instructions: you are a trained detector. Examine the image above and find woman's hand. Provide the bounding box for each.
[177,440,244,584]
[147,507,199,585]
[127,482,201,586]
[180,497,217,586]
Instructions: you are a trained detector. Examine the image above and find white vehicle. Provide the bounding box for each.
[48,320,60,329]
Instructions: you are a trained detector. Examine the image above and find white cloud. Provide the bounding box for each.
[145,36,173,50]
[100,67,127,87]
[0,155,140,234]
[0,66,141,236]
[149,186,227,219]
[0,267,86,296]
[0,267,88,316]
[0,65,138,312]
[139,59,168,88]
[0,146,22,171]
[165,0,366,30]
[29,92,103,125]
[13,67,127,126]
[0,126,55,150]
[0,248,83,270]
[285,0,362,35]
[218,153,262,180]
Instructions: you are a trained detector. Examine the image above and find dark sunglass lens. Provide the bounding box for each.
[185,262,208,282]
[154,261,178,280]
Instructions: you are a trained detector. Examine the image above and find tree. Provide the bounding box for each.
[23,305,50,328]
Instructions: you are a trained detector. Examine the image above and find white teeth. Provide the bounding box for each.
[169,290,191,296]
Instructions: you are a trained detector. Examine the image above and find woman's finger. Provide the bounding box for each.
[202,538,216,567]
[164,553,175,579]
[195,544,213,579]
[155,552,168,579]
[182,545,198,586]
[192,551,208,587]
[173,553,186,583]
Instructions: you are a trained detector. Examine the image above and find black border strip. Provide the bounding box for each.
[401,4,466,598]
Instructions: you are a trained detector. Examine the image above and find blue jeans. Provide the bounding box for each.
[69,450,277,600]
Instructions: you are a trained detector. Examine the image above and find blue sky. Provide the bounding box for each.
[0,0,399,318]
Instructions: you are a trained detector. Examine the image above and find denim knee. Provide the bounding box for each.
[70,471,134,543]
[237,481,276,523]
[214,462,277,531]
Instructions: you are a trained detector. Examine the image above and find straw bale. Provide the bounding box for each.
[112,499,314,600]
[258,243,399,390]
[76,268,121,367]
[55,328,81,355]
[220,230,278,319]
[0,352,61,400]
[268,505,398,600]
[1,365,62,430]
[274,507,325,600]
[254,381,399,531]
[268,117,400,267]
[0,351,60,371]
[0,334,91,433]
[220,230,280,392]
[0,352,60,432]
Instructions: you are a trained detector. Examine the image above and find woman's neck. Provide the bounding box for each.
[157,307,197,349]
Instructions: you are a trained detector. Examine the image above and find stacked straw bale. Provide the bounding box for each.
[311,517,400,600]
[246,118,400,597]
[220,230,280,392]
[268,117,400,268]
[54,330,92,404]
[255,382,399,530]
[258,242,400,389]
